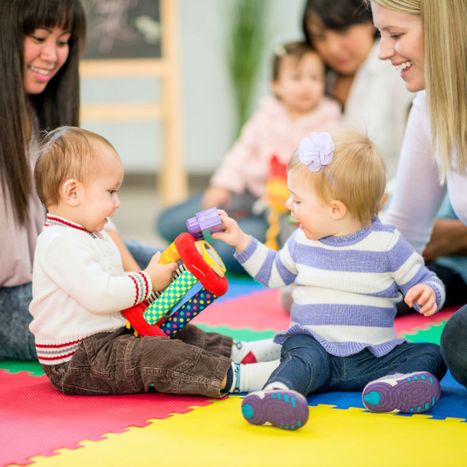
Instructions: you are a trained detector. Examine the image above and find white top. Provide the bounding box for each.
[383,91,467,253]
[340,41,414,180]
[29,215,152,365]
[0,137,45,287]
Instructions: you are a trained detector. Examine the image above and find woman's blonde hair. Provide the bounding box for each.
[288,128,387,224]
[35,126,118,207]
[370,0,467,178]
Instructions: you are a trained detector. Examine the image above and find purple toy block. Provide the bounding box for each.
[186,207,223,239]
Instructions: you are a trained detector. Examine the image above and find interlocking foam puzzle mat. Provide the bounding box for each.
[1,275,466,466]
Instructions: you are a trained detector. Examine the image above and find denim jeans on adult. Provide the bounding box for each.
[441,304,467,388]
[267,333,447,395]
[42,325,233,397]
[0,283,36,360]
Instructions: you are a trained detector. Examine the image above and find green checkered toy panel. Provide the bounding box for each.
[143,270,198,324]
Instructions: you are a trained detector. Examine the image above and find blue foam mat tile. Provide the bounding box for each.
[305,371,466,421]
[217,276,265,302]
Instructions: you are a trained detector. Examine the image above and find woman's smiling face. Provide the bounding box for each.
[371,2,425,92]
[23,26,71,94]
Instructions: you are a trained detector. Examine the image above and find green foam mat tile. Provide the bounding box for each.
[0,359,44,376]
[402,322,446,344]
[196,324,275,341]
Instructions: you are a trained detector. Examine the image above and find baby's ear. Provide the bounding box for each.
[62,179,80,206]
[330,200,347,220]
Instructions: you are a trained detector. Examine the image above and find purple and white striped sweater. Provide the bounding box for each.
[234,218,445,357]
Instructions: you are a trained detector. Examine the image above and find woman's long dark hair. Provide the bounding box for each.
[0,0,86,224]
[302,0,374,47]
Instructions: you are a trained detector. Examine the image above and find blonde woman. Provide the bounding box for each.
[369,0,467,388]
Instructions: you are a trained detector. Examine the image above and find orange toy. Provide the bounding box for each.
[264,155,289,250]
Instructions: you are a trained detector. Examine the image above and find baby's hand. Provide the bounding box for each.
[212,209,250,252]
[404,284,437,316]
[144,252,178,292]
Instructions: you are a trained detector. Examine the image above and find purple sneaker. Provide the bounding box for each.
[241,389,309,430]
[362,371,441,414]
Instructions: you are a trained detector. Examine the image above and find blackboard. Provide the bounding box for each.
[82,0,162,60]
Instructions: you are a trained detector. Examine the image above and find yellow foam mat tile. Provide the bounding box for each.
[26,398,466,467]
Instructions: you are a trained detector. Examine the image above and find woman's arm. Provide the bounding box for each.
[382,92,446,253]
[423,218,467,261]
[106,228,140,272]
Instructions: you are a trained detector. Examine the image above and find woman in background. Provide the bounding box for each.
[302,0,412,181]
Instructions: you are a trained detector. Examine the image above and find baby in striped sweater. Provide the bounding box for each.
[213,129,447,430]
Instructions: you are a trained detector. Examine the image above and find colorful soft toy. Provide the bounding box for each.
[264,155,290,250]
[121,208,228,338]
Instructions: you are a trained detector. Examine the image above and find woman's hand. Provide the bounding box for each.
[202,186,231,209]
[212,209,250,252]
[423,219,467,262]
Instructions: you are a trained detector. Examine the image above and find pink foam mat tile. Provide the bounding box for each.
[194,289,289,330]
[0,371,214,466]
[394,307,457,335]
[195,288,458,335]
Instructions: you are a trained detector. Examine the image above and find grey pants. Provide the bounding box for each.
[43,325,233,398]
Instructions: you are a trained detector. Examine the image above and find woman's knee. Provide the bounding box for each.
[0,284,37,359]
[422,343,447,380]
[155,194,203,241]
[440,305,467,387]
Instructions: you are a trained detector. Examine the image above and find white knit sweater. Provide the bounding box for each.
[29,215,152,364]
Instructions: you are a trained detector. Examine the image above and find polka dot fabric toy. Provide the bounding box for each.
[122,213,228,338]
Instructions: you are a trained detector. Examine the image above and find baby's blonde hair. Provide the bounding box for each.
[288,128,386,224]
[35,126,118,207]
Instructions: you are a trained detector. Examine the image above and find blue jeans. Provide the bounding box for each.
[155,192,269,274]
[0,240,157,361]
[0,283,36,360]
[441,304,467,388]
[267,334,447,395]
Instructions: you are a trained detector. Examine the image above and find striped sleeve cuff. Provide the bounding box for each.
[412,279,446,313]
[128,271,152,305]
[426,278,446,311]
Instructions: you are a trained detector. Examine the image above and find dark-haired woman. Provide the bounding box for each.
[303,0,412,180]
[0,0,154,360]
